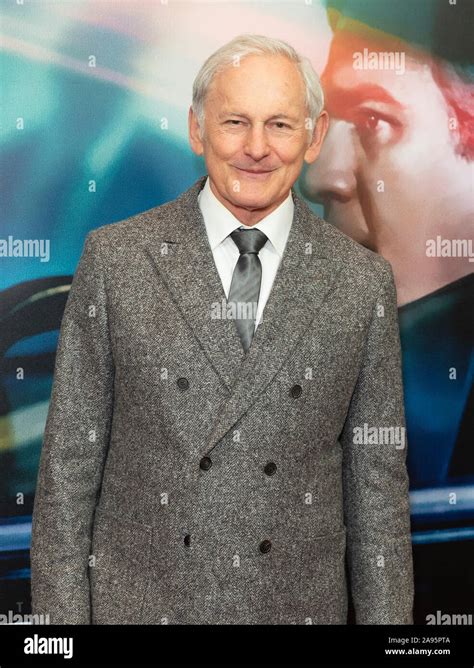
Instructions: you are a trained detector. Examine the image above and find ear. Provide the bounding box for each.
[188,106,204,156]
[304,110,329,164]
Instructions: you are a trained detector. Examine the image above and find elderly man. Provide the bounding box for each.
[30,33,414,625]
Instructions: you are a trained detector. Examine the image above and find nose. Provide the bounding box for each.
[302,120,357,205]
[243,123,271,161]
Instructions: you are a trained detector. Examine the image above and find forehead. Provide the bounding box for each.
[322,32,439,105]
[208,54,307,108]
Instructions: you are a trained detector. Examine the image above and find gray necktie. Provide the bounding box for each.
[228,226,268,353]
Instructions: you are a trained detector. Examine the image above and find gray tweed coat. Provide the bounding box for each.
[30,175,414,625]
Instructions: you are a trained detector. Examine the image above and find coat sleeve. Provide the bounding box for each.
[340,259,414,624]
[30,230,115,624]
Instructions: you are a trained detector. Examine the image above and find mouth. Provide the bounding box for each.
[234,166,275,180]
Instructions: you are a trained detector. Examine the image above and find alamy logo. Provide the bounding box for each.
[0,611,50,625]
[210,299,258,321]
[0,235,50,262]
[353,48,405,75]
[352,423,406,449]
[426,235,474,262]
[426,611,472,625]
[24,634,73,659]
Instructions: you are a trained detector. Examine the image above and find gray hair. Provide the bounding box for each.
[192,33,325,143]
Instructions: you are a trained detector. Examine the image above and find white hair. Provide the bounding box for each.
[191,33,325,143]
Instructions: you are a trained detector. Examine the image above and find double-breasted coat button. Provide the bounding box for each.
[290,384,302,398]
[199,456,212,471]
[264,462,277,476]
[259,539,272,553]
[177,377,189,390]
[184,534,191,547]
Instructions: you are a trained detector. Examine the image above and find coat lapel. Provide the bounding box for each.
[144,176,343,452]
[143,176,246,390]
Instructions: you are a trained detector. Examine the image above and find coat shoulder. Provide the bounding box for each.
[325,216,389,271]
[307,215,392,289]
[86,197,181,250]
[87,177,202,251]
[293,191,392,284]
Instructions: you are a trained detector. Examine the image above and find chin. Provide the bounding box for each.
[229,179,274,195]
[230,192,273,208]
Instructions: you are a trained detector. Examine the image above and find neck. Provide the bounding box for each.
[380,238,473,307]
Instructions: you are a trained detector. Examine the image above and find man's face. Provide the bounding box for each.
[189,54,327,222]
[301,33,472,300]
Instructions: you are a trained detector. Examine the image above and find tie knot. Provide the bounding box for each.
[230,227,268,255]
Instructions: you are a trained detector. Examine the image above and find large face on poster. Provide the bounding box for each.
[302,18,473,307]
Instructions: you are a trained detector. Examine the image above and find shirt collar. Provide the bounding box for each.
[197,176,294,257]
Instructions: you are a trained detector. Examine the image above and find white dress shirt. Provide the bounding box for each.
[197,176,294,330]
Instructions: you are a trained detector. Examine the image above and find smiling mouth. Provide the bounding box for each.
[235,167,275,176]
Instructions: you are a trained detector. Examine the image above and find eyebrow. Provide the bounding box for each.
[324,83,404,110]
[219,112,299,122]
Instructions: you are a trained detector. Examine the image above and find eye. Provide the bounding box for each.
[353,109,400,144]
[226,120,244,126]
[357,112,385,131]
[272,122,291,129]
